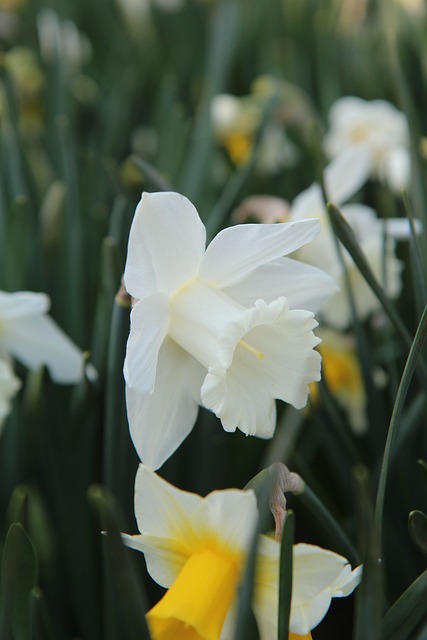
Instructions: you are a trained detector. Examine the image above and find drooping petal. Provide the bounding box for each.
[124,192,206,299]
[0,314,84,383]
[0,290,50,319]
[201,298,321,437]
[324,145,371,205]
[223,257,338,313]
[125,339,204,470]
[199,219,320,288]
[123,293,170,394]
[290,544,362,635]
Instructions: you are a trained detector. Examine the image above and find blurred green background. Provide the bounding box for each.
[1,0,427,638]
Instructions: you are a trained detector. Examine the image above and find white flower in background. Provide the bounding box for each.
[124,191,337,469]
[37,9,92,72]
[0,290,85,384]
[324,96,410,192]
[123,465,362,640]
[0,358,21,431]
[289,147,403,329]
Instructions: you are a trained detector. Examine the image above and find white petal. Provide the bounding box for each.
[324,146,371,205]
[290,184,324,222]
[382,217,423,240]
[290,543,361,634]
[199,219,320,288]
[123,294,170,394]
[201,298,321,437]
[223,257,338,313]
[124,464,203,586]
[0,290,50,319]
[199,489,258,552]
[0,315,83,383]
[253,535,280,640]
[124,192,206,299]
[121,532,189,588]
[125,339,204,470]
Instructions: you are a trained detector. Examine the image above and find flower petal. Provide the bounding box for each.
[324,146,371,205]
[0,314,84,383]
[199,219,320,288]
[290,543,361,634]
[123,293,170,394]
[201,298,321,437]
[0,290,50,319]
[223,257,338,313]
[124,192,206,299]
[124,464,202,586]
[199,489,258,553]
[126,339,204,470]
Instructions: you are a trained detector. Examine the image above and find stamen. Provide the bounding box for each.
[238,339,264,359]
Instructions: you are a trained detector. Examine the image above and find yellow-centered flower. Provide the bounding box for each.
[123,465,362,640]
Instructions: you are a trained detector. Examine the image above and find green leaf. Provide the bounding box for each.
[408,511,427,556]
[87,485,151,640]
[382,569,427,640]
[0,523,38,640]
[375,304,427,543]
[353,465,383,640]
[278,510,295,640]
[327,203,415,353]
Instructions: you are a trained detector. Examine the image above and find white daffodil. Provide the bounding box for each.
[0,290,84,384]
[123,191,337,469]
[123,465,362,640]
[324,96,411,192]
[0,358,21,432]
[289,147,403,329]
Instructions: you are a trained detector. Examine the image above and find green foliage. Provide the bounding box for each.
[1,0,427,638]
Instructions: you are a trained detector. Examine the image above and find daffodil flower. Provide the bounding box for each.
[324,96,411,192]
[123,465,362,640]
[289,147,403,329]
[0,358,21,431]
[123,191,337,470]
[0,290,85,384]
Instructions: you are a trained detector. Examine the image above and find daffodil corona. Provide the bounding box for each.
[123,191,337,469]
[123,465,362,640]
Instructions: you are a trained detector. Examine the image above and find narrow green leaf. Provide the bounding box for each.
[408,511,427,556]
[353,465,382,640]
[0,523,38,640]
[375,304,427,544]
[130,155,173,192]
[327,203,414,351]
[233,476,272,640]
[296,482,359,566]
[278,510,295,640]
[382,569,427,640]
[87,485,151,640]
